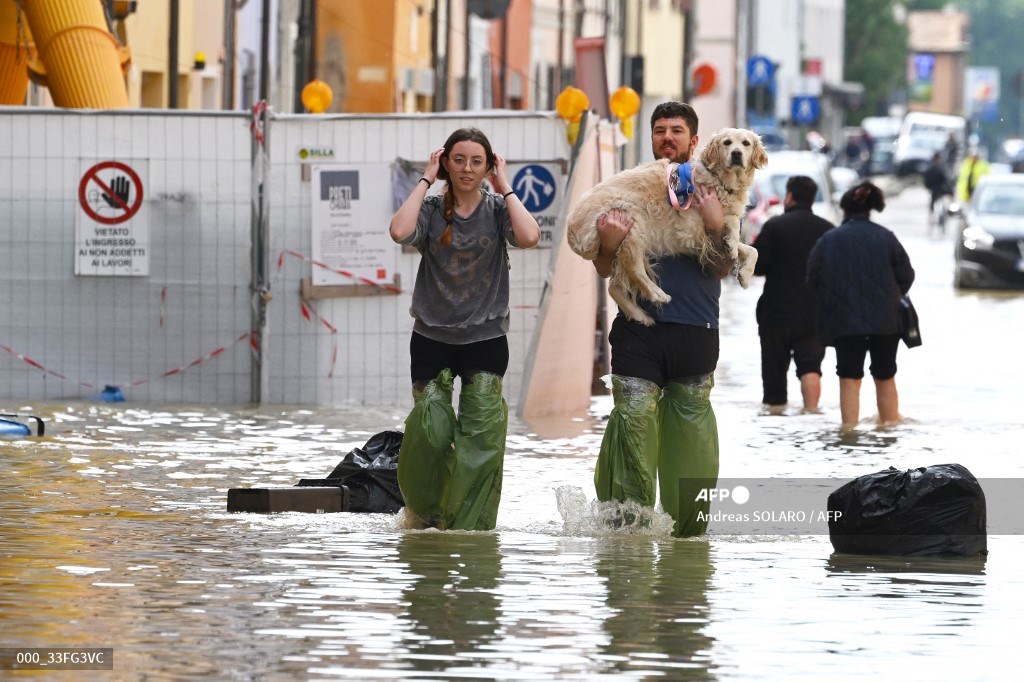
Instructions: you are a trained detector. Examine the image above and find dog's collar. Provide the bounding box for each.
[666,162,695,211]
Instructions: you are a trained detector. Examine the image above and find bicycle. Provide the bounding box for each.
[928,191,959,237]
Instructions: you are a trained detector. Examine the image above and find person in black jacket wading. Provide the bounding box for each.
[753,175,834,415]
[807,181,915,430]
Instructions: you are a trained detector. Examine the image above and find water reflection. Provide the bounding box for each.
[824,552,988,629]
[397,532,502,676]
[594,538,714,678]
[826,552,987,577]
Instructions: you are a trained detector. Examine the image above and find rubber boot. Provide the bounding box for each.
[594,376,661,508]
[658,374,720,537]
[440,372,508,531]
[397,368,456,526]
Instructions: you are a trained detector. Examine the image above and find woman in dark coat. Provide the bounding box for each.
[807,181,915,430]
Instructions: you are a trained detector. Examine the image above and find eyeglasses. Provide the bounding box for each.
[447,156,486,170]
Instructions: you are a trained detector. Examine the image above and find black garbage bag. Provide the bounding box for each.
[298,431,405,513]
[827,463,987,557]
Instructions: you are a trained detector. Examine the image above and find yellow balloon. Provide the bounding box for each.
[556,86,589,123]
[301,79,333,114]
[609,86,640,120]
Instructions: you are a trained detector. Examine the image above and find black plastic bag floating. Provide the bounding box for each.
[299,431,405,513]
[827,464,987,557]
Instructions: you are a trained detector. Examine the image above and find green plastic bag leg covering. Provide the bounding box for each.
[397,368,456,526]
[659,374,720,537]
[594,376,661,508]
[440,372,508,531]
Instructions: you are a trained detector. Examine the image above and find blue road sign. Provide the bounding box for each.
[747,55,775,86]
[791,95,821,125]
[913,53,936,82]
[512,165,556,212]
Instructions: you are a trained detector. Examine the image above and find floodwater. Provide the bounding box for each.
[2,186,1022,680]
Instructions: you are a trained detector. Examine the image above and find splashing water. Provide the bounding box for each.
[555,485,676,537]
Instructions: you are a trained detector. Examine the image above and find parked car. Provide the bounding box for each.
[860,116,902,175]
[996,137,1024,165]
[893,111,966,176]
[830,165,861,195]
[953,174,1024,289]
[744,150,839,244]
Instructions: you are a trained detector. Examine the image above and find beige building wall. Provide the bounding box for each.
[692,0,738,129]
[446,0,468,110]
[188,0,225,110]
[123,0,198,108]
[907,10,968,116]
[641,1,685,100]
[394,0,436,113]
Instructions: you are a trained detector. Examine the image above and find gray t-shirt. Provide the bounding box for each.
[400,191,516,344]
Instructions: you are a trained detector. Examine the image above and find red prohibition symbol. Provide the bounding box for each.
[79,161,144,225]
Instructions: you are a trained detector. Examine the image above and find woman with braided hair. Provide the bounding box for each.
[389,127,540,530]
[807,181,915,430]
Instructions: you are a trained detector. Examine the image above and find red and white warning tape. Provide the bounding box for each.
[133,331,258,386]
[276,249,402,293]
[0,343,86,386]
[251,102,267,145]
[278,249,392,378]
[300,299,338,378]
[0,331,258,392]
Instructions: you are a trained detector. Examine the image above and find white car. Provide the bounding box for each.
[744,150,839,243]
[893,111,966,176]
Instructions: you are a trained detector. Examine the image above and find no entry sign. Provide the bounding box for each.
[79,161,144,224]
[75,160,150,276]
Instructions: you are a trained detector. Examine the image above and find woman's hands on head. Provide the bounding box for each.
[424,146,445,184]
[490,153,512,195]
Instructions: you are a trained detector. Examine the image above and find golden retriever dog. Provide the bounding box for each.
[567,127,768,326]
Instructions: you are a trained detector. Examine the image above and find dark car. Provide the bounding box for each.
[954,175,1024,289]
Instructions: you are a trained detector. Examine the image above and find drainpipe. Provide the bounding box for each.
[682,0,694,100]
[293,0,313,112]
[259,0,270,102]
[222,0,235,108]
[735,0,749,128]
[169,0,179,108]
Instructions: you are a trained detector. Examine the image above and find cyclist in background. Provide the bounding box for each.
[923,151,954,234]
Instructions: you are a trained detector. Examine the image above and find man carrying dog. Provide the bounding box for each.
[752,175,832,416]
[591,101,729,536]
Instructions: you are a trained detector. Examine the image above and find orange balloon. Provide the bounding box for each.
[301,79,333,114]
[692,63,717,96]
[556,86,589,122]
[609,86,640,120]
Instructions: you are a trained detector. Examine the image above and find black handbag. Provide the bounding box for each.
[899,295,922,348]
